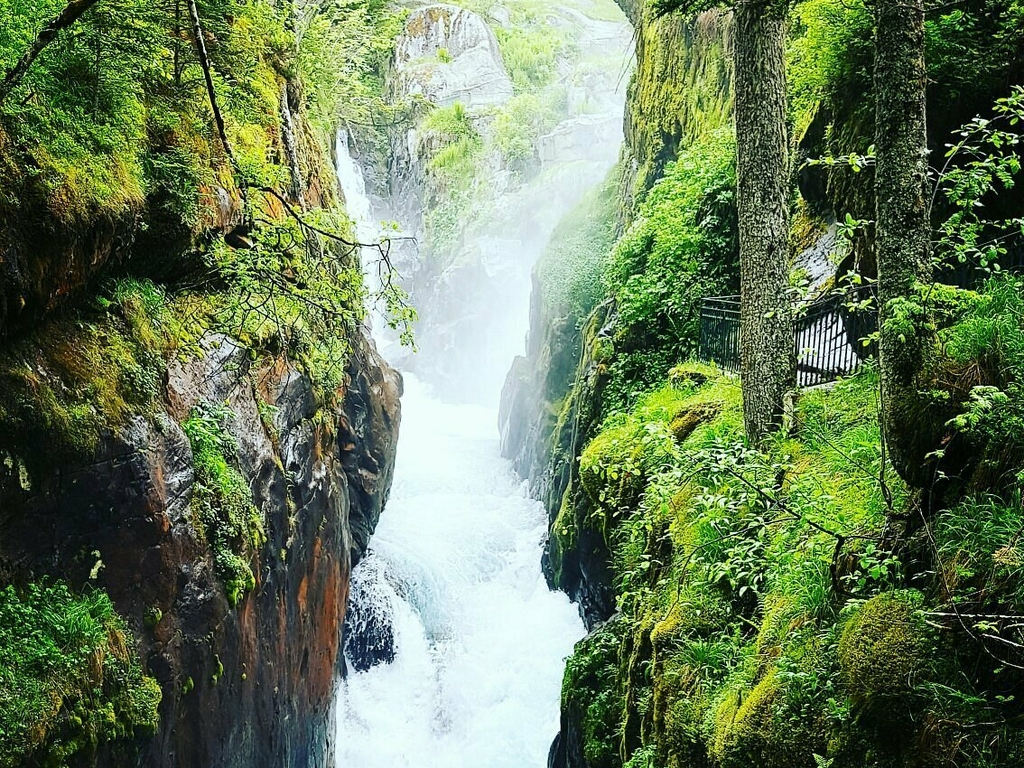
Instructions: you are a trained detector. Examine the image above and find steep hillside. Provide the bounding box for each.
[0,2,404,765]
[504,1,1024,766]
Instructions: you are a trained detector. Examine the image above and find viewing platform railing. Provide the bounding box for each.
[698,243,1023,387]
[698,285,877,387]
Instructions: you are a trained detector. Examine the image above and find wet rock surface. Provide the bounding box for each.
[0,331,401,768]
[394,5,514,109]
[342,557,397,673]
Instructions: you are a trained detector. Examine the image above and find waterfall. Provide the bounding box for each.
[333,133,585,768]
[334,130,377,245]
[335,128,396,353]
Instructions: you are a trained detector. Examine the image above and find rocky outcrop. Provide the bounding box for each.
[502,299,617,628]
[617,7,733,221]
[393,5,513,109]
[0,330,401,768]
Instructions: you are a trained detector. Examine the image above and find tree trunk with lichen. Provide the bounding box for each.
[735,0,794,445]
[874,0,932,478]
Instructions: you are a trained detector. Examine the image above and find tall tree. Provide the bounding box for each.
[873,0,931,471]
[734,0,794,444]
[651,1,795,444]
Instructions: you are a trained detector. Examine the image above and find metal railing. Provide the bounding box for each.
[698,243,1022,388]
[698,296,741,374]
[698,285,877,387]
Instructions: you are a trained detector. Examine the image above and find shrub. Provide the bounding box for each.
[601,131,738,411]
[0,581,160,766]
[535,171,620,323]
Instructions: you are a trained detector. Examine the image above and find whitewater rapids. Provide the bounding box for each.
[334,376,584,767]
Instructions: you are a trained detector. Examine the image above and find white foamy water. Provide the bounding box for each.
[335,130,377,244]
[335,377,584,767]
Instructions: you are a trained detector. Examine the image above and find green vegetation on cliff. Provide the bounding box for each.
[0,582,160,767]
[183,404,267,607]
[602,130,737,410]
[527,4,1024,768]
[0,1,407,763]
[557,312,1024,766]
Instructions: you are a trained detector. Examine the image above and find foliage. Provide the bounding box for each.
[492,90,565,171]
[562,618,626,768]
[493,9,573,94]
[933,86,1024,276]
[787,0,873,131]
[556,367,967,768]
[207,212,369,396]
[422,101,483,185]
[535,171,620,323]
[420,101,483,253]
[0,581,160,766]
[183,403,266,607]
[601,131,738,411]
[296,0,408,132]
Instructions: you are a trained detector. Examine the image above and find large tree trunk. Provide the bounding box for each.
[0,0,103,102]
[734,0,794,445]
[874,0,931,475]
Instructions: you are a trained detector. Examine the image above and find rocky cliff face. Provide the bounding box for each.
[373,1,631,404]
[617,6,732,222]
[393,5,514,109]
[0,328,401,767]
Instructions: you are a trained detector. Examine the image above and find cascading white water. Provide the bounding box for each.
[333,134,585,767]
[335,378,583,767]
[334,130,377,245]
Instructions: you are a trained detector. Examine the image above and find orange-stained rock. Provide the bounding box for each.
[0,330,401,768]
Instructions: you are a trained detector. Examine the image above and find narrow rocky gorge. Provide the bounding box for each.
[3,1,1023,767]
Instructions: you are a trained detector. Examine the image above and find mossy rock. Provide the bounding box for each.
[650,589,733,649]
[661,694,710,768]
[669,401,722,443]
[579,423,649,514]
[563,619,627,768]
[711,672,822,768]
[838,590,931,702]
[711,675,784,768]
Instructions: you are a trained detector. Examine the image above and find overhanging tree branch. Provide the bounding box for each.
[185,0,249,212]
[0,0,103,104]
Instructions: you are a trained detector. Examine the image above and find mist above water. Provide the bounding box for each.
[332,3,632,763]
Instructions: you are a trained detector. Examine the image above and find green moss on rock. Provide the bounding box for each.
[0,280,175,478]
[838,590,930,701]
[183,404,266,607]
[0,582,160,767]
[563,618,628,768]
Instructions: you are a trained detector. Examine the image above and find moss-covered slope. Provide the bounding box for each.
[0,2,405,765]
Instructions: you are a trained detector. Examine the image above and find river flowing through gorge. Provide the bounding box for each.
[331,3,631,760]
[332,132,589,767]
[334,378,584,767]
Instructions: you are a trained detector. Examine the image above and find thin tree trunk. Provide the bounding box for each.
[185,0,248,211]
[874,0,931,471]
[0,0,103,103]
[734,0,794,445]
